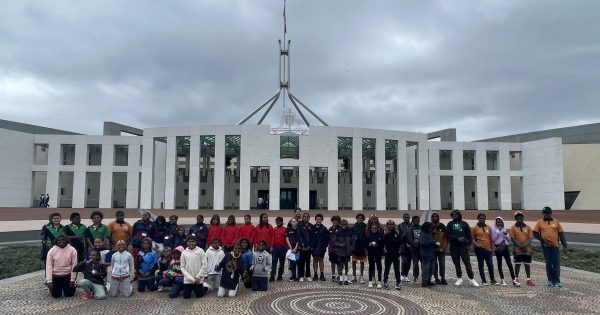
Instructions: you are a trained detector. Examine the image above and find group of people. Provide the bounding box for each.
[41,206,568,301]
[38,194,51,208]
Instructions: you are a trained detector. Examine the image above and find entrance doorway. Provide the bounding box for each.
[280,188,297,209]
[257,190,269,209]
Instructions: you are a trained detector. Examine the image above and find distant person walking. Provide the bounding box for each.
[39,194,45,207]
[44,194,50,207]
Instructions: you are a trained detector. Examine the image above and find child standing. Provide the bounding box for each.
[238,214,257,244]
[208,214,223,245]
[41,213,64,267]
[136,237,158,292]
[383,220,402,290]
[510,211,535,286]
[270,217,287,282]
[255,213,274,252]
[166,226,187,249]
[205,238,225,292]
[181,235,208,298]
[216,245,245,297]
[45,235,77,298]
[73,249,107,300]
[285,218,301,281]
[109,240,134,297]
[64,212,86,263]
[189,215,208,250]
[366,223,384,288]
[419,222,436,287]
[335,219,355,285]
[351,213,367,284]
[251,241,272,291]
[298,212,314,282]
[492,217,516,286]
[408,216,422,283]
[311,213,329,281]
[327,216,341,282]
[222,215,239,253]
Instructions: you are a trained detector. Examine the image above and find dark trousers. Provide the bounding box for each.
[298,249,312,278]
[434,251,446,280]
[182,283,207,298]
[383,255,400,284]
[495,247,515,280]
[137,278,158,292]
[421,258,435,284]
[271,246,287,278]
[288,259,299,279]
[474,247,496,283]
[411,251,421,279]
[169,282,184,298]
[367,254,382,282]
[450,245,474,279]
[251,276,268,291]
[542,246,561,284]
[400,253,412,277]
[49,275,76,298]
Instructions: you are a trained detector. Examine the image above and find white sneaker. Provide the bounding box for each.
[470,279,480,287]
[455,278,463,286]
[368,281,373,288]
[400,276,405,281]
[404,277,411,282]
[376,282,382,289]
[501,279,507,286]
[299,277,305,282]
[307,276,313,282]
[359,276,365,284]
[157,285,164,292]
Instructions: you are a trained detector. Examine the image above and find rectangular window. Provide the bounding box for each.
[439,150,452,170]
[61,144,75,165]
[87,144,102,166]
[34,144,49,165]
[114,145,129,166]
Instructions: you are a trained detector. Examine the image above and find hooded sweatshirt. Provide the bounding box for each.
[491,217,512,246]
[250,250,272,278]
[446,210,472,247]
[205,246,225,275]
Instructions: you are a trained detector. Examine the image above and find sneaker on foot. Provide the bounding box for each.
[384,282,389,290]
[441,279,448,285]
[395,283,402,290]
[513,278,521,287]
[320,274,326,281]
[269,276,275,282]
[312,275,318,281]
[470,279,480,287]
[338,278,343,286]
[413,277,418,283]
[299,277,305,282]
[277,275,283,281]
[400,275,405,282]
[368,281,374,288]
[482,281,489,286]
[526,278,535,286]
[491,280,498,286]
[435,279,442,285]
[404,277,411,283]
[82,291,92,300]
[500,279,507,286]
[377,282,382,289]
[455,278,464,286]
[332,275,336,282]
[343,277,349,285]
[555,282,562,288]
[307,276,314,282]
[547,281,554,287]
[157,285,164,292]
[359,276,365,284]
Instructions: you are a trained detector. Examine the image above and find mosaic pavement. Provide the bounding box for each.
[1,258,599,315]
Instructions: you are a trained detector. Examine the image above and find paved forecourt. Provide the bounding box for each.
[1,257,599,315]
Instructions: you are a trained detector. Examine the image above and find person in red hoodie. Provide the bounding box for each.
[255,213,274,251]
[270,217,287,282]
[221,215,239,253]
[238,214,257,244]
[207,214,223,246]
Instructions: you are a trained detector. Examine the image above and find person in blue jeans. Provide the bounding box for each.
[533,207,568,287]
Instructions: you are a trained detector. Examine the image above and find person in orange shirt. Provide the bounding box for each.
[509,211,535,287]
[533,206,568,287]
[471,213,497,285]
[108,210,133,251]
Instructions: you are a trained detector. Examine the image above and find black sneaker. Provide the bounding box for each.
[441,279,448,285]
[269,276,275,282]
[277,275,283,281]
[320,273,326,281]
[435,279,442,285]
[313,274,319,281]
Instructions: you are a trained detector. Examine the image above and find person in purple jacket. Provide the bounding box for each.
[492,217,516,286]
[310,213,330,281]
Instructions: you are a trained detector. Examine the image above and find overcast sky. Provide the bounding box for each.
[1,0,599,141]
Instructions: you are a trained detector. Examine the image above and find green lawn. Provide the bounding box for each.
[531,246,600,274]
[0,244,45,280]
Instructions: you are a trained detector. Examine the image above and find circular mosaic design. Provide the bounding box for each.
[248,288,426,315]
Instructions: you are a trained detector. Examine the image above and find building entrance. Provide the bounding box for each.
[280,188,297,209]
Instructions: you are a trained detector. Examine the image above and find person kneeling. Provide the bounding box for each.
[251,241,272,291]
[215,245,245,297]
[73,249,107,300]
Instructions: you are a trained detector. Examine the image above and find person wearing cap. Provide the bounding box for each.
[533,206,568,287]
[446,210,478,286]
[509,211,535,286]
[109,239,134,297]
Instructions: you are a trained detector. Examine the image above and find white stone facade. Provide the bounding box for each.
[0,124,566,210]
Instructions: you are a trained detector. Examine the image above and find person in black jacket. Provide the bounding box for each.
[398,213,412,282]
[383,220,402,290]
[73,249,107,300]
[351,213,367,284]
[407,216,422,283]
[335,219,355,285]
[446,210,479,286]
[365,224,384,288]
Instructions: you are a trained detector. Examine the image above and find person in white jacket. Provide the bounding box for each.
[109,240,134,297]
[204,237,225,292]
[180,235,208,298]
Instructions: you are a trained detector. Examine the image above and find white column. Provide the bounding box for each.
[428,148,441,210]
[397,140,408,210]
[499,149,512,210]
[417,143,430,210]
[328,136,338,210]
[99,144,114,208]
[269,164,280,211]
[164,136,177,209]
[45,140,61,208]
[72,140,87,208]
[299,165,310,210]
[188,135,200,209]
[376,138,386,210]
[352,137,362,211]
[476,150,489,210]
[453,149,465,210]
[213,133,225,210]
[239,159,251,211]
[125,144,140,208]
[140,137,155,209]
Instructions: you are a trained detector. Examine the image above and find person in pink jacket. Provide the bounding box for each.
[45,235,78,298]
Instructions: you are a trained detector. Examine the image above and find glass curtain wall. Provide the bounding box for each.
[87,145,102,166]
[199,136,215,209]
[280,166,299,209]
[362,138,376,210]
[224,135,241,209]
[112,172,127,208]
[85,172,100,208]
[338,137,352,210]
[385,140,398,210]
[175,136,190,209]
[251,166,270,209]
[309,167,328,210]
